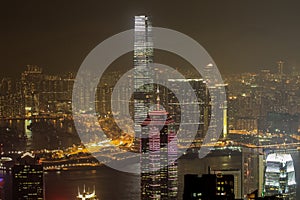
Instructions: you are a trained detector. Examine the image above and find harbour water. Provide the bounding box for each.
[45,166,140,200]
[0,119,299,199]
[0,149,299,199]
[43,151,300,200]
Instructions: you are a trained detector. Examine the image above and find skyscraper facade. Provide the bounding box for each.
[134,15,154,128]
[141,110,178,199]
[133,15,154,153]
[264,153,296,200]
[134,15,178,199]
[203,63,228,140]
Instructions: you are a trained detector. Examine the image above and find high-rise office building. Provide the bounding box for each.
[167,78,209,143]
[134,15,178,199]
[134,15,154,147]
[21,65,43,117]
[263,153,296,200]
[213,169,242,199]
[140,109,178,199]
[12,152,44,200]
[203,63,228,140]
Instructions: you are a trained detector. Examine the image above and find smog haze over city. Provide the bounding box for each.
[0,1,300,200]
[2,1,300,76]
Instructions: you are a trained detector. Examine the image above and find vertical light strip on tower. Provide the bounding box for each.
[134,15,154,143]
[223,101,228,138]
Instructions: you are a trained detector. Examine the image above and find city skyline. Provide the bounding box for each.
[0,50,299,199]
[0,27,299,199]
[0,4,300,199]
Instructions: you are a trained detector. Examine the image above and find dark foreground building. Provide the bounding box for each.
[12,152,44,200]
[183,173,235,200]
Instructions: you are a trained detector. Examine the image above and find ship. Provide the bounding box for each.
[77,185,98,200]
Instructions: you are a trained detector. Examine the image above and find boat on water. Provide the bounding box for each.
[77,185,99,200]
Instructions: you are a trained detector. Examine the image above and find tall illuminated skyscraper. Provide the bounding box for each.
[134,15,154,127]
[134,15,178,199]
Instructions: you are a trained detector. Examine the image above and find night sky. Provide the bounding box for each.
[1,0,300,78]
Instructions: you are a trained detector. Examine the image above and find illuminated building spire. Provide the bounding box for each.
[277,60,284,75]
[156,86,160,111]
